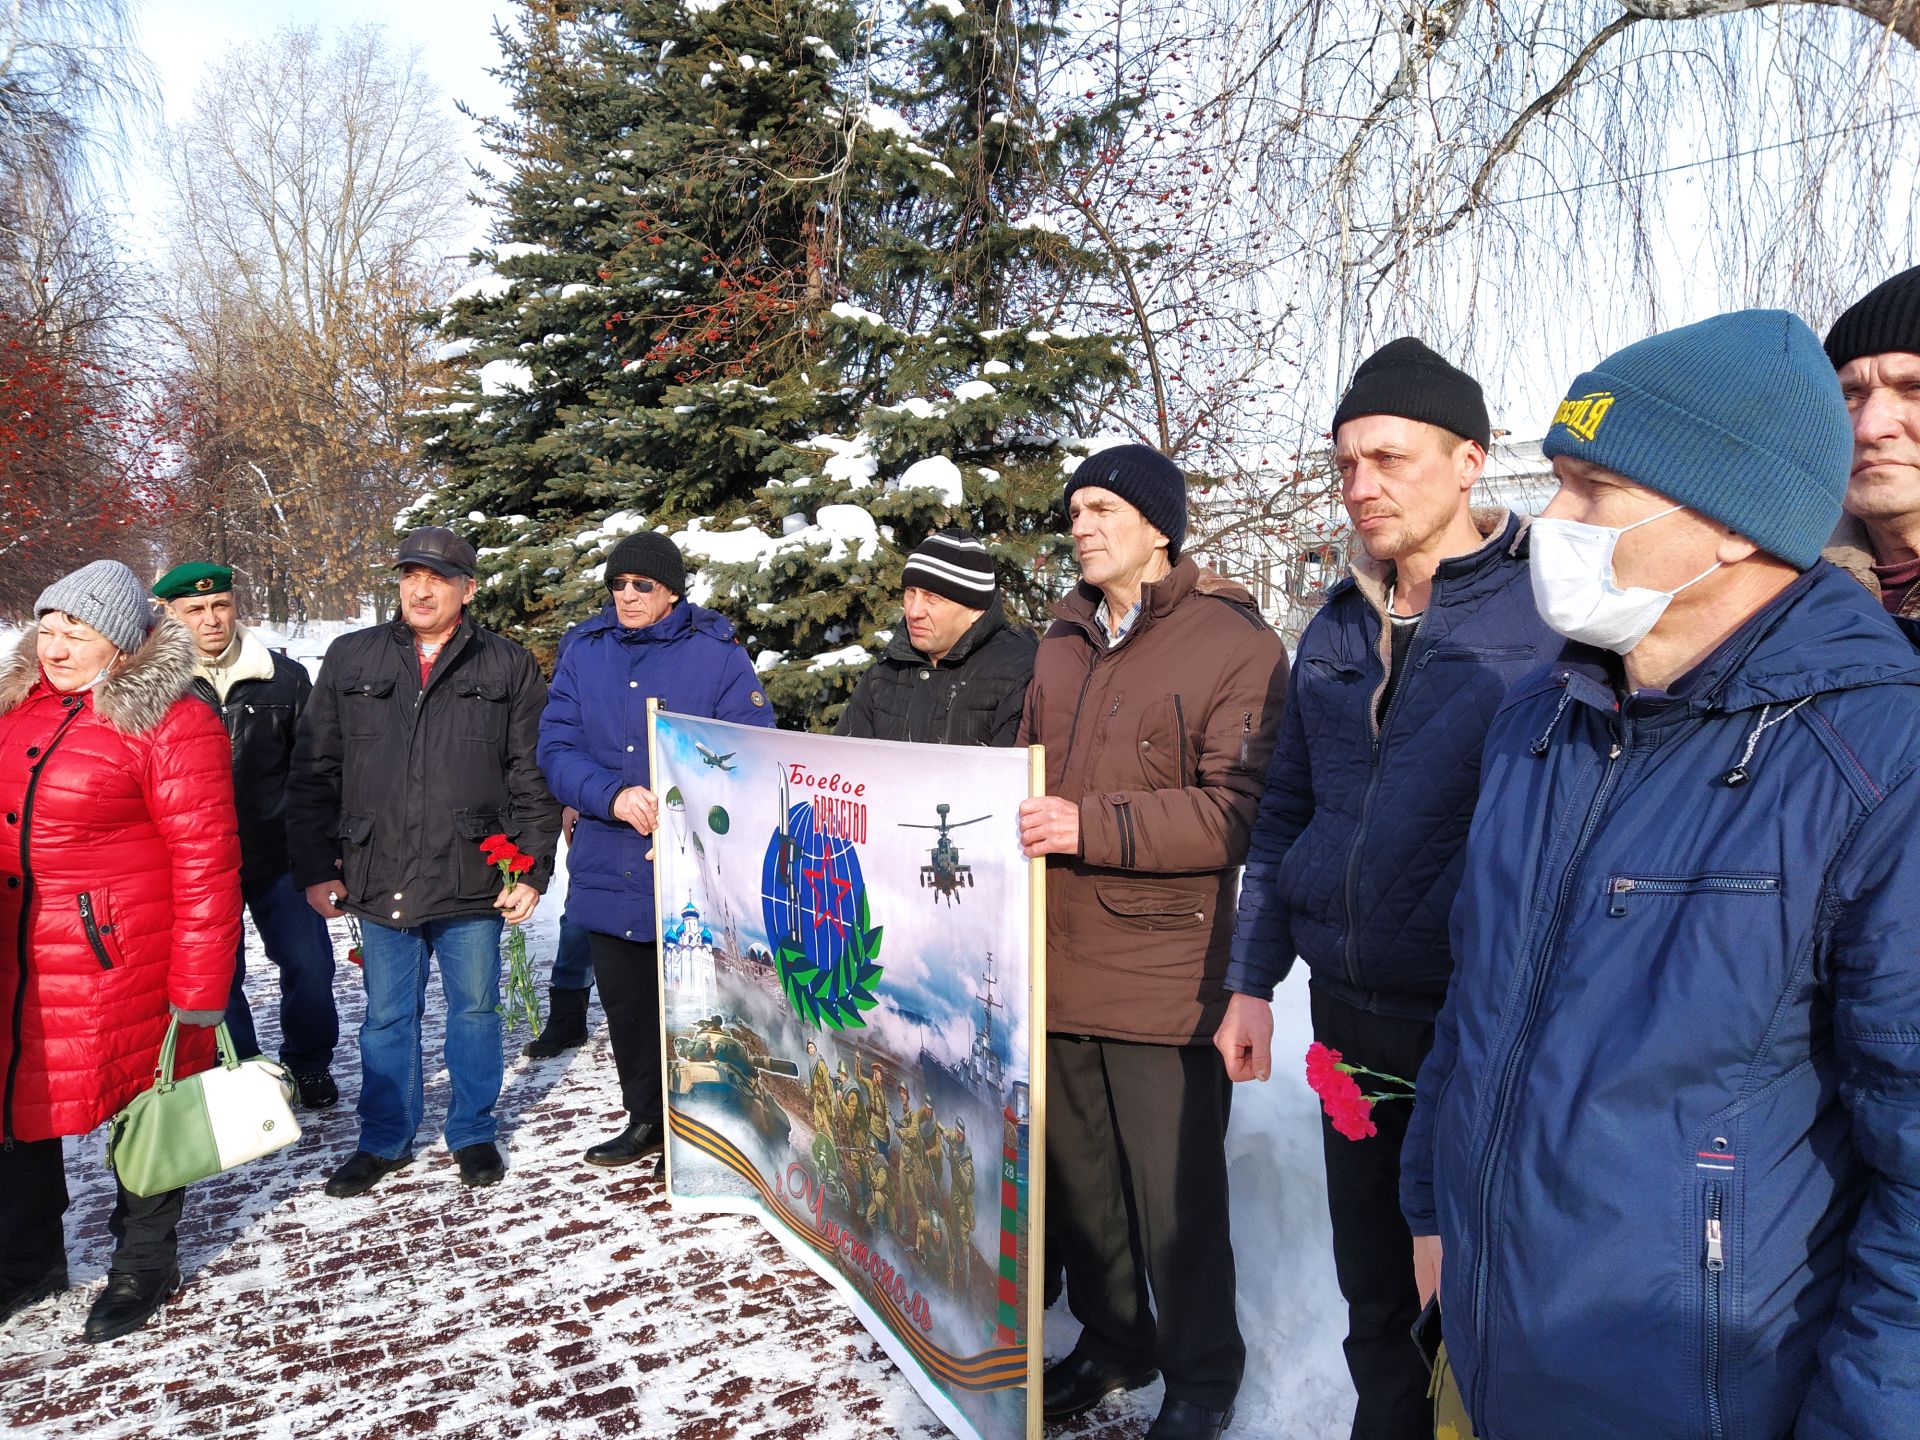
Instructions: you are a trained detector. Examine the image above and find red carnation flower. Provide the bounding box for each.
[508,854,534,875]
[1305,1041,1387,1142]
[479,833,514,861]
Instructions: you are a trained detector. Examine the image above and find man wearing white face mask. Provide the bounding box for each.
[1400,309,1920,1440]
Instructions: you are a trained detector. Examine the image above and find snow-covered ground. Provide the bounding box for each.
[0,677,1352,1437]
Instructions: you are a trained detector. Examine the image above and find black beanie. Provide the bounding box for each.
[1824,264,1920,371]
[604,531,687,596]
[1063,444,1188,559]
[902,527,997,608]
[1330,337,1491,449]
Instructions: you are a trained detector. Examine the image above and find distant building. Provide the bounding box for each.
[663,896,718,1017]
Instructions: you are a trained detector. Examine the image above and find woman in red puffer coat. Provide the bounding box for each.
[0,560,241,1346]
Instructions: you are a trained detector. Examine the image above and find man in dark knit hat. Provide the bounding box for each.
[1215,339,1558,1440]
[1019,443,1288,1440]
[537,529,773,1169]
[1821,264,1920,616]
[156,561,339,1108]
[837,526,1035,747]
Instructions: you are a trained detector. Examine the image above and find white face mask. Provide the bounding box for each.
[1529,506,1721,654]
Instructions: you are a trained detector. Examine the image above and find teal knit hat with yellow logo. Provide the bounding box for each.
[1540,309,1851,570]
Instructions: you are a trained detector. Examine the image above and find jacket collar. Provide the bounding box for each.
[0,615,198,735]
[579,599,738,645]
[1553,562,1920,722]
[195,624,277,695]
[1342,508,1527,617]
[1051,556,1258,646]
[881,594,1012,666]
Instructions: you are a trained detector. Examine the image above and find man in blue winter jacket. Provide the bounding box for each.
[537,531,774,1167]
[1214,338,1559,1440]
[1402,309,1920,1440]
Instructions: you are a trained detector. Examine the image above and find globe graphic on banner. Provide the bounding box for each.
[760,800,881,1028]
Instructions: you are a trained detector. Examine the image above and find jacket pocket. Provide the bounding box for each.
[453,808,511,895]
[77,891,121,970]
[1092,879,1207,933]
[336,675,395,738]
[338,813,375,896]
[1606,872,1781,917]
[1134,700,1184,789]
[454,678,510,745]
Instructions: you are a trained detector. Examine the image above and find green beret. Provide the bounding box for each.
[153,563,234,600]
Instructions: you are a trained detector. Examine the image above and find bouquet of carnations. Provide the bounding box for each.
[480,833,542,1036]
[1305,1041,1416,1141]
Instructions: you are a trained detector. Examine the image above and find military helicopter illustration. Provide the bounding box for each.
[898,803,992,904]
[695,741,737,771]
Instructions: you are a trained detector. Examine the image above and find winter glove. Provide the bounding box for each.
[171,1004,226,1027]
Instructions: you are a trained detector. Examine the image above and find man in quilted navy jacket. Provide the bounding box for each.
[1215,339,1559,1440]
[1402,310,1920,1440]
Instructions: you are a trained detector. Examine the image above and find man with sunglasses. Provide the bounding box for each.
[537,531,774,1168]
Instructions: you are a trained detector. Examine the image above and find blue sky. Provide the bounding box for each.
[115,0,516,259]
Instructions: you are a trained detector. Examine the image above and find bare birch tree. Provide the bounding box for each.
[158,23,467,621]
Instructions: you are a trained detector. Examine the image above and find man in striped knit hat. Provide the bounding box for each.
[837,526,1036,747]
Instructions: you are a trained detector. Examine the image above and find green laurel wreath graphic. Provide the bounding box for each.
[776,890,884,1030]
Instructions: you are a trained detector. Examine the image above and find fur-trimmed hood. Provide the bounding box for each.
[0,614,199,735]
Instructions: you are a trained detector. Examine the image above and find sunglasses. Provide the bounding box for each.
[609,577,657,594]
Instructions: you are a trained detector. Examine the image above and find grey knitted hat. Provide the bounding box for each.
[35,559,157,653]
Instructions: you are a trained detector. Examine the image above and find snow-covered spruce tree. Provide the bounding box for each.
[412,0,878,661]
[686,0,1133,729]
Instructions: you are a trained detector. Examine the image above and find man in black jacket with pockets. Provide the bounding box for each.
[287,527,561,1196]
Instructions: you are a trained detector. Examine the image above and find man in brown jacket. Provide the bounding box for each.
[1018,443,1288,1440]
[1819,264,1920,617]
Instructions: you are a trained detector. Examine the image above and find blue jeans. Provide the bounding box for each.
[551,917,594,991]
[224,871,340,1075]
[355,915,505,1158]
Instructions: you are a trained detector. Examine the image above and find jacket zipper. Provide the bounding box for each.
[1607,874,1781,917]
[5,704,86,1146]
[78,893,114,969]
[1469,717,1632,1418]
[1174,695,1189,781]
[1704,1183,1727,1440]
[1341,604,1430,990]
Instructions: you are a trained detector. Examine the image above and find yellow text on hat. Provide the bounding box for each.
[1553,391,1615,443]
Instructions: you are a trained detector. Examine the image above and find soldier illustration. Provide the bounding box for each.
[913,1093,944,1195]
[832,1060,855,1147]
[944,1117,975,1275]
[916,1190,953,1286]
[806,1041,834,1137]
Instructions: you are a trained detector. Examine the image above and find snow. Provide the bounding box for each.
[572,510,650,550]
[950,380,996,403]
[829,301,892,329]
[1008,213,1066,235]
[806,642,872,672]
[478,359,533,396]
[489,242,548,261]
[894,455,965,503]
[804,433,879,488]
[444,272,515,306]
[433,337,475,362]
[928,0,965,14]
[684,0,727,11]
[862,104,914,138]
[982,360,1012,376]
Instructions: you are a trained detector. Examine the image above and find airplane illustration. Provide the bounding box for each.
[695,741,737,772]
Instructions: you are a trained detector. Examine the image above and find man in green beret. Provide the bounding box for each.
[157,562,339,1107]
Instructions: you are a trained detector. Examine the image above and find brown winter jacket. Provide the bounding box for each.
[1823,512,1920,618]
[1019,557,1288,1044]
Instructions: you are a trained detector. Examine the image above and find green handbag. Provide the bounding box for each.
[106,1019,302,1198]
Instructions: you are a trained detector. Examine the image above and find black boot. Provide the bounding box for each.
[1146,1397,1235,1439]
[1,1262,68,1326]
[584,1118,662,1167]
[523,987,590,1059]
[1042,1347,1159,1421]
[82,1265,180,1343]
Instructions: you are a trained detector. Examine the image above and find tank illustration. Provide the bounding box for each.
[670,1014,797,1145]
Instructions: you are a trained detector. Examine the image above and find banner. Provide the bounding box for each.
[650,707,1045,1440]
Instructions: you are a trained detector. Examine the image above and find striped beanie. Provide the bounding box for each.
[901,528,997,609]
